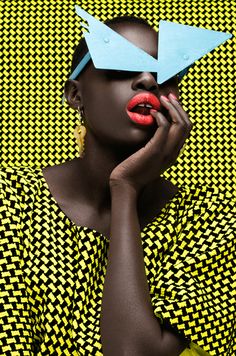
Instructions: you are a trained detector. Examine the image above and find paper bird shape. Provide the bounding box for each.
[70,5,232,84]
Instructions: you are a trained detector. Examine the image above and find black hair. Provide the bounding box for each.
[70,15,153,78]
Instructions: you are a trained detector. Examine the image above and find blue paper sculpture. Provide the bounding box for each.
[69,5,232,84]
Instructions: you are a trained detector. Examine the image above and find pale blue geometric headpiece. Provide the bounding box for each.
[70,5,232,84]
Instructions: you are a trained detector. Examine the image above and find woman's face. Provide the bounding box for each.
[78,22,179,150]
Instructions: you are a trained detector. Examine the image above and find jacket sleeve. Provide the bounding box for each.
[147,187,235,354]
[0,167,34,355]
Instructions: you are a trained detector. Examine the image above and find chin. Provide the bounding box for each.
[128,124,156,144]
[111,128,155,155]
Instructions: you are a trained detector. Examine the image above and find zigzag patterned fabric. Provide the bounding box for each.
[0,166,235,355]
[1,0,235,355]
[0,0,235,192]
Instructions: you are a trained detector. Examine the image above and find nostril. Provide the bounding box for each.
[132,72,159,91]
[135,82,158,92]
[136,83,146,90]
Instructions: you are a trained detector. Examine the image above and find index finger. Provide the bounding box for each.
[148,109,171,149]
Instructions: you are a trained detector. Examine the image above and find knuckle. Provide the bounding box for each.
[163,120,171,127]
[175,120,185,130]
[180,120,186,127]
[160,120,170,130]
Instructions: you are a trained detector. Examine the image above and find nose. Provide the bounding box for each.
[131,71,158,92]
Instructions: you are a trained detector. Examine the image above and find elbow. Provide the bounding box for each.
[123,334,186,356]
[101,323,187,356]
[102,340,186,356]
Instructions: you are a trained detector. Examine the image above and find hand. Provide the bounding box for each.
[110,93,192,193]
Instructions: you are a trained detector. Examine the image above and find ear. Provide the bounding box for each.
[64,79,82,110]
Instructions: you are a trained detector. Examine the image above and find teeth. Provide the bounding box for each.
[137,103,153,108]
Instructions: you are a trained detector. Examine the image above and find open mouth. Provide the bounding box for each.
[126,93,161,126]
[130,103,153,116]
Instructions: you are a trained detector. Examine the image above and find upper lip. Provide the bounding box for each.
[126,92,161,112]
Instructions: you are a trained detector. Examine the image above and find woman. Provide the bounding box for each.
[0,14,234,356]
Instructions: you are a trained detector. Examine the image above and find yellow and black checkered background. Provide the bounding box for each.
[1,0,235,192]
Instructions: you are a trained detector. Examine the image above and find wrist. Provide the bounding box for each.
[109,179,139,198]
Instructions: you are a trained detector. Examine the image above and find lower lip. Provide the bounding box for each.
[126,110,155,126]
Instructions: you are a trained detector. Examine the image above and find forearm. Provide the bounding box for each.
[100,182,186,356]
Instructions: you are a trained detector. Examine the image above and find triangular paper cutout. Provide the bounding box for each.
[75,6,159,73]
[72,6,232,84]
[158,20,232,83]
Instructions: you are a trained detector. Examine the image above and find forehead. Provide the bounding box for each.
[110,22,158,59]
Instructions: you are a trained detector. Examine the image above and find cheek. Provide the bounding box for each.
[83,82,129,120]
[160,78,179,98]
[80,80,157,148]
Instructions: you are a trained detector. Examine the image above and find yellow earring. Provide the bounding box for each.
[74,106,86,157]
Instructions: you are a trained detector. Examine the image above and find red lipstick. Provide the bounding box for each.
[126,92,161,126]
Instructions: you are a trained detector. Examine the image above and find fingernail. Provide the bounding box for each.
[160,95,170,102]
[150,109,157,115]
[169,93,178,100]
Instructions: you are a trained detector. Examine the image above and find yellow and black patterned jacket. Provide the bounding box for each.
[0,166,235,355]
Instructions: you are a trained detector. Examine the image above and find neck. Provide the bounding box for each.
[65,131,172,211]
[68,132,134,208]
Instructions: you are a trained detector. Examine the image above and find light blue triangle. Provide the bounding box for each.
[158,20,232,83]
[75,6,159,73]
[73,6,232,84]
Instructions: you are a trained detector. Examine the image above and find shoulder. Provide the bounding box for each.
[0,165,43,190]
[180,183,234,202]
[0,164,41,181]
[177,184,235,214]
[155,182,235,222]
[158,183,236,238]
[0,165,44,213]
[172,184,236,247]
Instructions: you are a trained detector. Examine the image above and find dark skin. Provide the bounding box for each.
[43,22,192,355]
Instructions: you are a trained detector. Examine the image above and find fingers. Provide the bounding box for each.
[150,94,192,160]
[160,95,182,124]
[144,109,170,154]
[162,95,192,148]
[168,93,192,132]
[169,95,192,155]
